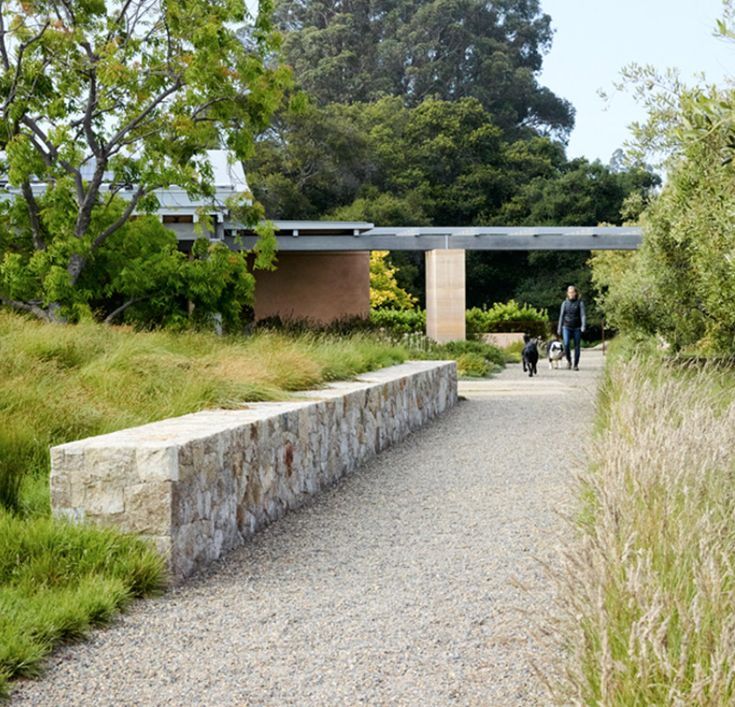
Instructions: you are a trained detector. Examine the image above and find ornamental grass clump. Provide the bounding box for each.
[0,515,165,697]
[555,353,735,704]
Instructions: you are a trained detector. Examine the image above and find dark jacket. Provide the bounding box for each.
[558,298,586,333]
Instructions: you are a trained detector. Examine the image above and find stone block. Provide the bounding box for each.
[50,361,457,582]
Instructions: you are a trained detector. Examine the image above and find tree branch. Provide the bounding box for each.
[104,296,147,324]
[105,80,183,152]
[93,186,147,250]
[0,2,10,71]
[2,20,50,115]
[20,181,46,251]
[0,298,52,321]
[22,116,81,177]
[74,154,109,237]
[80,41,100,157]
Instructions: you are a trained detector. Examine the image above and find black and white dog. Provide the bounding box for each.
[547,339,565,369]
[521,334,539,378]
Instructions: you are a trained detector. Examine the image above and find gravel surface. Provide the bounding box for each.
[12,350,603,706]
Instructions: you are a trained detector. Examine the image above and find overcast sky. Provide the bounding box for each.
[539,0,734,164]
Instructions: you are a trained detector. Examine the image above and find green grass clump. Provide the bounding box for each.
[0,515,165,696]
[553,340,735,703]
[454,352,490,377]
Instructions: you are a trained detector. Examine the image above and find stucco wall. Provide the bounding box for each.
[50,361,457,582]
[253,251,370,324]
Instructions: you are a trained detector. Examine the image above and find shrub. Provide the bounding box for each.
[369,308,426,335]
[402,336,505,377]
[589,82,735,355]
[466,300,548,338]
[454,352,490,377]
[436,339,507,368]
[371,302,550,340]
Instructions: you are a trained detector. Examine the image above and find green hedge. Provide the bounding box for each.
[466,301,549,338]
[369,308,426,334]
[371,301,549,339]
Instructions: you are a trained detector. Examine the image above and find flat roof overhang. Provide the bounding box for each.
[222,222,643,251]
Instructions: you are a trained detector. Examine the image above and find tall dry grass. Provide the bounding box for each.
[555,353,735,704]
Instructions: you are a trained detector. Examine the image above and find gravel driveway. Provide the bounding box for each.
[12,350,603,706]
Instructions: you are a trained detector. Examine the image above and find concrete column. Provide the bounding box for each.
[425,249,466,342]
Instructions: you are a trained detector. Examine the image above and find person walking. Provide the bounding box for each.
[557,285,586,370]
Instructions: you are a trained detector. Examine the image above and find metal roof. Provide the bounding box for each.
[223,223,643,251]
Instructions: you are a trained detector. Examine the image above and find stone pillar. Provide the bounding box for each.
[425,249,466,342]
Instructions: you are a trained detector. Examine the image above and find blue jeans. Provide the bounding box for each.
[562,327,582,367]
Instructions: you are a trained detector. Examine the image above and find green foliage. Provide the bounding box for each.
[369,308,426,335]
[370,301,549,339]
[589,250,664,339]
[248,95,658,315]
[396,335,505,376]
[0,0,290,323]
[497,159,659,226]
[591,57,735,353]
[0,515,165,696]
[454,352,490,377]
[369,251,417,310]
[275,0,574,136]
[0,311,408,514]
[466,300,548,338]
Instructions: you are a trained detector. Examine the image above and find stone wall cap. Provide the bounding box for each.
[51,360,455,453]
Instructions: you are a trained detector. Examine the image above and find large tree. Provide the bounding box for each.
[275,0,574,136]
[0,0,290,323]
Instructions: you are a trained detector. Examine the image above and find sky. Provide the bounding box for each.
[539,0,734,164]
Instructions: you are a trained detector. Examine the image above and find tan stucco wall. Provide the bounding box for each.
[253,252,370,324]
[425,249,466,342]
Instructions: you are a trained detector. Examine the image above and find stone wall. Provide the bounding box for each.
[51,361,457,581]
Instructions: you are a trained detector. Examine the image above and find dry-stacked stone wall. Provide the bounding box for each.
[51,361,457,581]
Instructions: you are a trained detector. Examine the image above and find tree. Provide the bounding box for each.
[589,7,735,352]
[369,250,417,309]
[0,0,290,323]
[276,0,574,136]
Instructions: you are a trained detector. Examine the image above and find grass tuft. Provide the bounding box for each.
[0,514,165,696]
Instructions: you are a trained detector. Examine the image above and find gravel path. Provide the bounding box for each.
[12,350,603,706]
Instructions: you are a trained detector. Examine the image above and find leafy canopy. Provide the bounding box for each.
[276,0,574,136]
[0,0,290,325]
[591,4,735,353]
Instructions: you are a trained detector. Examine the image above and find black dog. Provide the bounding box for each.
[521,334,539,378]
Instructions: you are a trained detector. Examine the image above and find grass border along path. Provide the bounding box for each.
[554,340,735,703]
[0,310,507,697]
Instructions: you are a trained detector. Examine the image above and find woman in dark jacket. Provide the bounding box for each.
[557,285,586,370]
